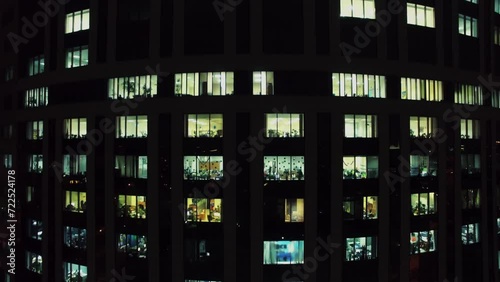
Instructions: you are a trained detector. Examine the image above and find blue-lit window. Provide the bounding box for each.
[64,226,87,249]
[264,156,305,181]
[63,155,87,176]
[63,262,88,281]
[493,91,500,108]
[28,154,43,173]
[3,154,12,169]
[462,223,480,244]
[495,0,500,13]
[5,66,13,81]
[343,156,378,179]
[63,118,87,139]
[118,234,147,258]
[458,14,478,37]
[346,236,377,260]
[65,46,88,68]
[28,55,44,76]
[410,230,437,254]
[410,155,438,177]
[263,240,304,264]
[461,154,480,175]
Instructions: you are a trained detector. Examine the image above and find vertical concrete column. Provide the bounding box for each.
[223,112,237,282]
[399,114,410,282]
[250,112,264,281]
[330,112,343,281]
[171,112,184,282]
[480,119,489,282]
[453,120,462,281]
[378,114,390,282]
[86,116,97,282]
[438,118,448,282]
[490,120,498,282]
[331,0,340,56]
[104,116,115,281]
[89,0,99,65]
[52,118,63,282]
[304,112,318,282]
[147,114,160,282]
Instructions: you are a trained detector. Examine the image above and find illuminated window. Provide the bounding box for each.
[461,154,480,174]
[64,226,87,249]
[185,198,223,223]
[332,73,386,98]
[28,55,45,76]
[185,114,223,138]
[65,46,88,68]
[63,155,87,176]
[461,223,479,244]
[63,262,88,281]
[454,84,483,105]
[409,116,438,138]
[28,154,43,173]
[3,154,12,169]
[265,113,304,138]
[345,236,377,261]
[63,118,87,139]
[118,234,147,258]
[184,156,223,180]
[465,0,478,4]
[340,0,376,19]
[174,72,234,96]
[458,14,478,37]
[462,189,480,209]
[409,155,438,177]
[343,156,379,179]
[460,119,480,139]
[496,0,500,13]
[411,192,437,215]
[344,114,377,138]
[410,230,436,254]
[115,156,148,179]
[492,91,500,108]
[65,9,90,33]
[27,186,35,202]
[263,240,304,264]
[407,3,435,28]
[108,75,158,99]
[117,195,147,219]
[253,71,274,95]
[27,219,42,240]
[64,191,87,212]
[401,78,443,101]
[26,121,43,140]
[25,87,48,108]
[264,156,305,181]
[26,251,42,274]
[284,198,304,222]
[116,115,148,138]
[343,196,378,220]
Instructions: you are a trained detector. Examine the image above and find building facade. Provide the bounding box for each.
[0,0,500,281]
